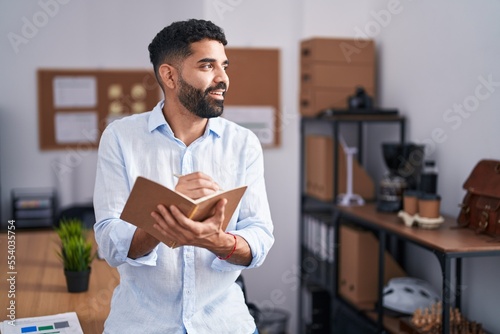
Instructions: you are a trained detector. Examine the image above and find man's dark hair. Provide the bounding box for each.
[148,19,227,87]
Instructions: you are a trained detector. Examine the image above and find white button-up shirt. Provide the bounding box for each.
[93,100,274,334]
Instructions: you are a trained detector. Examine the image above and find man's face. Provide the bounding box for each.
[177,73,226,118]
[176,39,229,118]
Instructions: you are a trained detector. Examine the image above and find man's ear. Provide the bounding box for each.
[158,64,177,90]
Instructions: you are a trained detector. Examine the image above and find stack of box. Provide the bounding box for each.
[300,37,376,116]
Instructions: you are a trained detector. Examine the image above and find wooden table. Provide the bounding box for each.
[335,203,500,334]
[0,230,118,333]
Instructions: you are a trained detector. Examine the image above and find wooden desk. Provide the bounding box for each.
[0,230,118,333]
[335,203,500,334]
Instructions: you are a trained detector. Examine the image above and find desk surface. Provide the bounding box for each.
[0,230,118,333]
[338,203,500,254]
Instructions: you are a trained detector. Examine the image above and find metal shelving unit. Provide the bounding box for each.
[299,112,406,333]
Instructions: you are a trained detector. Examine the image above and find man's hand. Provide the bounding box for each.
[151,198,227,248]
[175,171,222,200]
[151,198,252,265]
[127,172,222,259]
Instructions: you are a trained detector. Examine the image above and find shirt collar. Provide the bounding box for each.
[207,117,222,138]
[148,100,169,133]
[148,100,222,139]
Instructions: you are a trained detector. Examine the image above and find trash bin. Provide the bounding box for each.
[256,308,289,334]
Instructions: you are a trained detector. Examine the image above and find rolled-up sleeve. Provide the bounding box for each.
[93,125,159,268]
[211,134,274,271]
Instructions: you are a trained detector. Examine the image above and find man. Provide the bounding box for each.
[93,19,274,333]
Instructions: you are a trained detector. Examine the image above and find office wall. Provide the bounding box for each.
[1,0,499,333]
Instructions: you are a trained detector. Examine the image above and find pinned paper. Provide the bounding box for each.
[223,106,275,145]
[53,76,97,108]
[55,111,98,144]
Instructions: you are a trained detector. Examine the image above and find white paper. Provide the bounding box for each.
[53,76,97,108]
[223,106,275,145]
[328,225,335,264]
[55,112,98,144]
[0,312,83,334]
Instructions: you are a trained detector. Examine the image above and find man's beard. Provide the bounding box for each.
[177,75,226,118]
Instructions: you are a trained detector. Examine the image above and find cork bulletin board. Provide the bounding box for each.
[37,69,161,150]
[224,48,281,147]
[38,49,280,150]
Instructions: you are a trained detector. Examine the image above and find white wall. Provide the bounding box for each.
[1,0,500,333]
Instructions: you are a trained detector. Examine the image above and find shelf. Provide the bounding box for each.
[300,113,405,204]
[301,195,335,213]
[300,247,334,295]
[337,204,500,254]
[11,188,56,229]
[302,113,405,123]
[333,295,402,334]
[332,204,500,334]
[365,310,402,334]
[299,114,406,333]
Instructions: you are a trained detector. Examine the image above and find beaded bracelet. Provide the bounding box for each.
[218,232,237,260]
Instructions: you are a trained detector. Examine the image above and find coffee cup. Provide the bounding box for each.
[418,193,441,219]
[403,190,420,216]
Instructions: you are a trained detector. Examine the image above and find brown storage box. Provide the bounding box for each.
[339,225,406,306]
[300,87,376,117]
[305,135,375,201]
[301,63,375,90]
[301,38,375,64]
[299,37,376,117]
[306,135,334,201]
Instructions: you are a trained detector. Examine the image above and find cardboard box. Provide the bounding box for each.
[301,38,375,64]
[306,135,334,201]
[299,37,376,117]
[301,63,375,90]
[300,87,376,117]
[305,135,375,201]
[339,225,406,306]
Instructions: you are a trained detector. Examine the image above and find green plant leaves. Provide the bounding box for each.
[55,218,96,272]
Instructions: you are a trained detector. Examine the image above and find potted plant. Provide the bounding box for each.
[55,218,96,293]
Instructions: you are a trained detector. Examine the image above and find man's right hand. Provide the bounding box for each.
[174,171,222,200]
